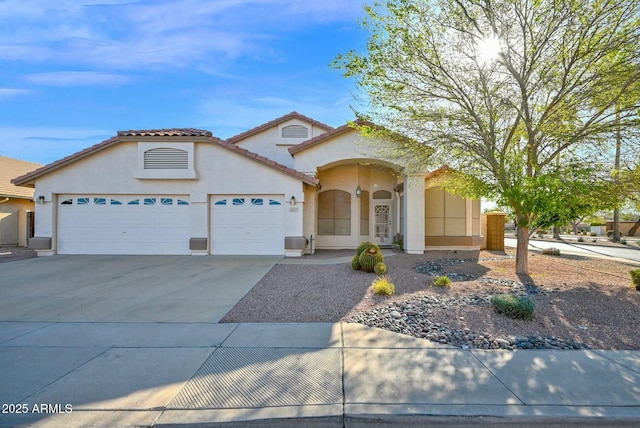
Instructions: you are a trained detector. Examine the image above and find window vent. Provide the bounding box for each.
[282,125,309,139]
[144,148,188,169]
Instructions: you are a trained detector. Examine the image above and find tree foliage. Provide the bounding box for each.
[334,0,640,274]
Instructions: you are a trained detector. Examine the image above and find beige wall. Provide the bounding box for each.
[425,186,481,240]
[0,198,34,246]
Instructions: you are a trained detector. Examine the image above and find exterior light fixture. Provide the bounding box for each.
[356,186,362,198]
[290,196,296,205]
[36,195,45,204]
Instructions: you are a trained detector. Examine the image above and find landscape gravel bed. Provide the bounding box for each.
[221,249,640,350]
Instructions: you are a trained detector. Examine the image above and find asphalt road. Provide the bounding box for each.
[504,237,640,263]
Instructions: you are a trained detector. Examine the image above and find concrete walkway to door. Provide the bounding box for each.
[0,255,280,323]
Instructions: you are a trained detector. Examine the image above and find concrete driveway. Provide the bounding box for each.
[0,255,280,322]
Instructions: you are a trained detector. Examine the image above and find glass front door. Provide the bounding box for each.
[374,203,392,246]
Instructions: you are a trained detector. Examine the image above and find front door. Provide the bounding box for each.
[374,203,392,246]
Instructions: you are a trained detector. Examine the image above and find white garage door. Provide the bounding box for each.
[57,195,191,255]
[211,195,284,255]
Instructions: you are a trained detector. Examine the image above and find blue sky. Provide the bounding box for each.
[0,0,367,165]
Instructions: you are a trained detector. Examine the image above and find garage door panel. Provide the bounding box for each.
[57,195,190,255]
[210,195,284,255]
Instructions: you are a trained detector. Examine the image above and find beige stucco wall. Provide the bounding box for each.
[234,118,327,168]
[32,140,306,253]
[0,198,34,246]
[425,187,481,237]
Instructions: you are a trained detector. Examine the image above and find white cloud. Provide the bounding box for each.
[0,88,31,100]
[0,0,364,70]
[24,71,133,86]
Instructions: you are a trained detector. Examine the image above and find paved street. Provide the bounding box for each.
[505,237,640,263]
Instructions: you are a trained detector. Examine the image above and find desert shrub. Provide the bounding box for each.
[607,230,613,237]
[433,275,452,287]
[542,247,561,256]
[621,238,627,245]
[359,247,384,273]
[351,255,361,271]
[374,262,387,275]
[631,269,640,291]
[491,294,535,320]
[372,276,395,295]
[592,239,597,243]
[356,241,381,257]
[577,236,585,242]
[590,232,597,236]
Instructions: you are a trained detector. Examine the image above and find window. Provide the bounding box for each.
[282,124,309,139]
[144,148,188,169]
[61,199,73,205]
[177,199,190,206]
[232,198,245,205]
[360,190,370,236]
[128,199,140,205]
[269,199,281,206]
[251,198,263,205]
[94,197,106,205]
[214,199,227,206]
[111,199,123,205]
[161,198,173,205]
[373,190,392,199]
[144,198,156,205]
[77,197,90,205]
[318,190,351,236]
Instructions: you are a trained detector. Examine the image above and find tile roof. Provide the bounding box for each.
[118,128,213,137]
[0,156,42,199]
[11,128,319,188]
[226,111,333,144]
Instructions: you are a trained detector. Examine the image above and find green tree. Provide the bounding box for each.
[334,0,640,274]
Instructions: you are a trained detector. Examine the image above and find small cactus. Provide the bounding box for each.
[356,241,381,256]
[351,255,361,271]
[359,247,384,273]
[374,262,387,275]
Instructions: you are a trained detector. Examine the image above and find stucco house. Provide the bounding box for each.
[0,156,41,246]
[12,112,482,257]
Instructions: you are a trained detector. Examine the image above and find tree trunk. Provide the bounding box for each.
[612,108,621,242]
[515,223,530,275]
[553,225,561,239]
[612,207,620,242]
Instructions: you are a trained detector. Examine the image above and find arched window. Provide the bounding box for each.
[318,190,351,235]
[373,190,392,199]
[282,124,309,139]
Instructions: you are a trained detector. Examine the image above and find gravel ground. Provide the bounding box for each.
[221,249,640,350]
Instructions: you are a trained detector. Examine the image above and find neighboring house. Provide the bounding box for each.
[12,112,482,256]
[0,156,41,246]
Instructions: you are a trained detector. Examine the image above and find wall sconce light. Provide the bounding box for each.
[36,195,45,205]
[356,186,362,198]
[290,196,296,206]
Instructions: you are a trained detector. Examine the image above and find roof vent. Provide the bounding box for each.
[282,124,309,139]
[144,148,188,169]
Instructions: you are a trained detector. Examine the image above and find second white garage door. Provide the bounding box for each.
[210,195,284,255]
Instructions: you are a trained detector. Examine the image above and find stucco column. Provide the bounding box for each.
[403,174,426,254]
[466,198,473,236]
[189,193,209,255]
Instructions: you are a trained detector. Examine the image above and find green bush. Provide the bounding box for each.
[374,262,387,275]
[577,236,585,242]
[607,230,613,237]
[631,269,640,291]
[433,275,452,287]
[359,247,384,273]
[372,275,395,295]
[590,232,597,236]
[491,294,535,320]
[356,241,381,257]
[351,255,361,271]
[542,247,560,256]
[621,238,627,245]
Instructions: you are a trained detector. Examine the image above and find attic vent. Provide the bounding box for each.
[282,125,309,139]
[144,148,188,169]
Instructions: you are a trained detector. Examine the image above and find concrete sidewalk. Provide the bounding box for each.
[1,322,639,427]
